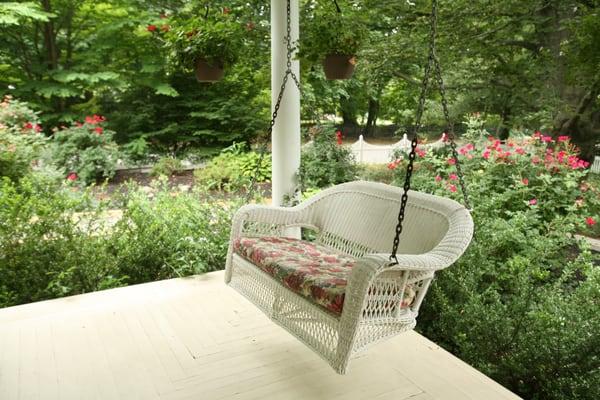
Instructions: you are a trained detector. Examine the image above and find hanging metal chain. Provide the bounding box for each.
[246,0,298,202]
[390,0,438,264]
[432,52,472,210]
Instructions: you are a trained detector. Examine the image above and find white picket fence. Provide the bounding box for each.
[349,134,447,164]
[591,156,600,174]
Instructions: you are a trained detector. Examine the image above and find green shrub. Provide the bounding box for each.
[110,180,239,283]
[194,143,271,191]
[0,174,240,308]
[150,156,184,177]
[0,176,124,307]
[357,163,395,184]
[49,115,120,185]
[0,96,47,182]
[388,132,600,399]
[299,129,358,190]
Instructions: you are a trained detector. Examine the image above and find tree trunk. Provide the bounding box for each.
[340,97,359,137]
[40,0,58,71]
[363,98,379,137]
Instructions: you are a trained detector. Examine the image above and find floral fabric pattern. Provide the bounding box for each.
[233,236,415,315]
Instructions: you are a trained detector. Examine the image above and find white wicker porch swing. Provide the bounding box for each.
[225,0,474,374]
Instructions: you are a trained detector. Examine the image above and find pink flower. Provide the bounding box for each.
[416,148,426,157]
[448,184,457,193]
[147,24,157,32]
[482,149,491,159]
[33,124,42,133]
[557,136,570,142]
[67,173,78,181]
[522,178,529,185]
[94,127,103,134]
[435,175,442,182]
[586,217,596,227]
[533,131,542,138]
[529,199,537,206]
[541,135,553,143]
[531,156,540,164]
[515,147,525,155]
[449,173,458,180]
[447,157,456,165]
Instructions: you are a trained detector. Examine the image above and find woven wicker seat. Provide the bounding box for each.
[225,181,473,374]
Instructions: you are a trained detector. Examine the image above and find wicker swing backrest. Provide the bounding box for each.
[305,181,454,258]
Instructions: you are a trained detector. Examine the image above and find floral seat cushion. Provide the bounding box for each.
[233,236,415,315]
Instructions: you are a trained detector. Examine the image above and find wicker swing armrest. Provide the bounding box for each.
[230,204,317,239]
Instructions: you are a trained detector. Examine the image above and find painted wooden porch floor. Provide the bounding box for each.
[0,270,521,400]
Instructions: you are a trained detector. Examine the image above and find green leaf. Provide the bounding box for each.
[0,2,54,26]
[152,83,179,97]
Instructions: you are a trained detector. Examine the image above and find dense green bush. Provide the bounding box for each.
[49,115,120,185]
[0,176,239,308]
[111,180,238,283]
[150,156,184,177]
[299,128,358,189]
[0,175,123,306]
[194,143,271,191]
[0,96,47,182]
[389,132,600,399]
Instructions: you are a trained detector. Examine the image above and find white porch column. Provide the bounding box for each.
[271,0,301,207]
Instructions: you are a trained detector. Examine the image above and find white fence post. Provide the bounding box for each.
[591,156,600,174]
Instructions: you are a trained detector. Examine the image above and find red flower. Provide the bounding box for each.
[33,124,42,133]
[448,184,457,193]
[435,175,442,182]
[533,131,542,138]
[515,147,525,155]
[94,127,103,134]
[416,148,426,157]
[84,114,106,125]
[557,135,570,142]
[541,135,553,143]
[482,149,491,159]
[586,217,596,226]
[521,178,529,186]
[447,157,456,165]
[449,173,458,180]
[67,173,78,181]
[529,198,537,206]
[23,122,33,130]
[335,130,343,145]
[147,24,157,32]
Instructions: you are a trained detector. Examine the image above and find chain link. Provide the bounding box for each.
[390,0,438,264]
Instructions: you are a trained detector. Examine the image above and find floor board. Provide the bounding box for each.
[0,271,521,400]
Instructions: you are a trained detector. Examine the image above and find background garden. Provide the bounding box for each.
[1,1,600,399]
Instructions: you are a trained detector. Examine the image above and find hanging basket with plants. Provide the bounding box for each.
[298,4,367,80]
[165,8,243,82]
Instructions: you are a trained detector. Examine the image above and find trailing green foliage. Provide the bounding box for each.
[298,2,368,64]
[165,8,244,70]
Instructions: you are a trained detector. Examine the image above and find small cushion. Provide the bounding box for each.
[233,236,415,315]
